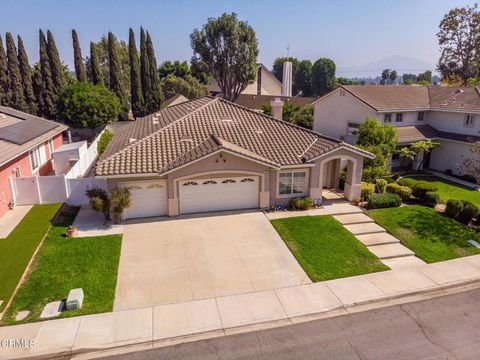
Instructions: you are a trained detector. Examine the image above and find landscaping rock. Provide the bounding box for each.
[15,310,30,321]
[40,301,63,319]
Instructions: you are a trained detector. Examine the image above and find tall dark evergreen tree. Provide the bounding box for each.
[128,28,144,118]
[139,28,151,111]
[145,31,163,113]
[108,32,128,120]
[5,33,27,111]
[72,29,87,82]
[0,35,9,106]
[39,30,57,118]
[89,42,103,85]
[17,36,37,114]
[32,64,45,115]
[46,30,65,93]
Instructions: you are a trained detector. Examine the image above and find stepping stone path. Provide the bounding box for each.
[15,310,30,321]
[40,301,63,319]
[333,212,426,270]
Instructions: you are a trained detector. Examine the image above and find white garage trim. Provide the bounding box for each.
[179,176,259,214]
[120,180,168,219]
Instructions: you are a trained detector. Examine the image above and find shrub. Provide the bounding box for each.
[110,187,131,223]
[445,199,463,218]
[397,177,417,189]
[386,183,412,200]
[361,182,375,201]
[367,193,402,209]
[375,179,388,193]
[291,197,313,210]
[85,186,131,221]
[411,181,438,200]
[97,129,113,156]
[86,187,110,220]
[425,191,440,207]
[457,201,479,224]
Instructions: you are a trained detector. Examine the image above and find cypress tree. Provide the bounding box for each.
[17,35,37,115]
[108,32,128,120]
[5,32,27,111]
[46,30,65,93]
[72,29,87,82]
[0,35,9,106]
[128,28,144,118]
[32,64,45,115]
[145,31,163,113]
[89,42,103,85]
[139,27,151,111]
[39,30,57,118]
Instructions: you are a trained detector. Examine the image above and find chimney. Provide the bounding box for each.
[282,61,292,97]
[270,98,284,120]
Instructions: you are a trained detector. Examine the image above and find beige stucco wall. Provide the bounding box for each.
[313,89,377,140]
[243,67,282,96]
[426,111,479,136]
[429,140,474,174]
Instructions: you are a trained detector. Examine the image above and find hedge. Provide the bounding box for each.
[386,183,412,201]
[367,193,402,209]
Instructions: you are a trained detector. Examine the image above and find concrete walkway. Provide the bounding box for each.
[2,255,480,360]
[0,205,31,238]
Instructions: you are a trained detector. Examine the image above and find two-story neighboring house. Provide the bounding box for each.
[313,85,480,174]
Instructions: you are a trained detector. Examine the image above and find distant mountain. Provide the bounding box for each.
[338,55,435,78]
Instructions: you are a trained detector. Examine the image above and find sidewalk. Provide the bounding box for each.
[2,255,480,360]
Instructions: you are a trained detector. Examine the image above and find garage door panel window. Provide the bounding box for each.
[241,178,255,182]
[222,179,236,183]
[183,181,198,186]
[203,180,217,185]
[279,171,306,195]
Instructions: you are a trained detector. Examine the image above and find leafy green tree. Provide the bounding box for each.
[89,42,103,85]
[190,57,210,84]
[17,36,37,114]
[402,73,418,83]
[57,82,121,129]
[72,29,87,82]
[39,30,57,118]
[417,70,432,84]
[389,70,398,84]
[97,128,113,156]
[191,12,259,101]
[411,140,440,170]
[336,77,359,85]
[311,58,336,96]
[46,30,65,93]
[159,60,191,80]
[398,147,416,171]
[356,117,398,182]
[0,35,9,106]
[128,28,144,118]
[272,57,299,83]
[467,77,480,86]
[291,105,314,129]
[108,32,128,120]
[5,33,26,111]
[437,4,480,84]
[380,69,390,85]
[145,31,163,113]
[162,74,208,99]
[294,60,312,96]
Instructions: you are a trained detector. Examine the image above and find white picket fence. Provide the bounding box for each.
[65,128,106,179]
[10,176,107,206]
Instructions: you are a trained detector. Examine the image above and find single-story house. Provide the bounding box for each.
[95,97,373,219]
[0,106,66,217]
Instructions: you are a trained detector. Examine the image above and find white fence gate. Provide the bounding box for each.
[10,176,107,206]
[65,128,106,179]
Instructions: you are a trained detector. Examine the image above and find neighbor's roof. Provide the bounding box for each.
[234,94,317,110]
[95,97,372,176]
[396,124,480,144]
[319,85,480,113]
[0,106,67,167]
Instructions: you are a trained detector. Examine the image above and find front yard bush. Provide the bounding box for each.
[397,177,417,189]
[457,201,479,224]
[291,196,313,210]
[446,199,463,218]
[361,182,375,200]
[412,181,438,200]
[367,193,402,209]
[425,191,440,207]
[386,183,412,200]
[375,179,388,193]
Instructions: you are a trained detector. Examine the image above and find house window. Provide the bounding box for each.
[465,114,476,128]
[384,113,392,123]
[29,147,41,171]
[279,171,306,195]
[417,112,425,121]
[48,138,54,154]
[12,167,21,177]
[347,122,360,136]
[395,113,403,123]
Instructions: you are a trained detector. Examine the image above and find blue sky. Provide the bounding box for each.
[1,0,477,73]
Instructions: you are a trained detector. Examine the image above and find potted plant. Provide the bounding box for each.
[66,225,77,238]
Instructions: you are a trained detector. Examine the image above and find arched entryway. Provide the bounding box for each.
[318,154,363,201]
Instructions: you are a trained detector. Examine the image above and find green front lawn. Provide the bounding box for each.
[1,206,122,326]
[0,203,62,312]
[401,175,480,206]
[368,205,480,263]
[271,216,388,282]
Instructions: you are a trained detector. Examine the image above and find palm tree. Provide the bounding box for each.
[411,140,440,171]
[398,147,416,172]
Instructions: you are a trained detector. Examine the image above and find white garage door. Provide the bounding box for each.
[179,176,259,214]
[121,180,168,219]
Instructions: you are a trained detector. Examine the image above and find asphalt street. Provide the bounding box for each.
[103,288,480,359]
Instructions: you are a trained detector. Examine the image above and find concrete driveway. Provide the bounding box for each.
[114,212,310,311]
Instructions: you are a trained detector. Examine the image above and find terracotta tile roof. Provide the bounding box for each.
[234,94,316,110]
[96,97,370,176]
[336,85,480,113]
[395,124,480,144]
[0,106,66,167]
